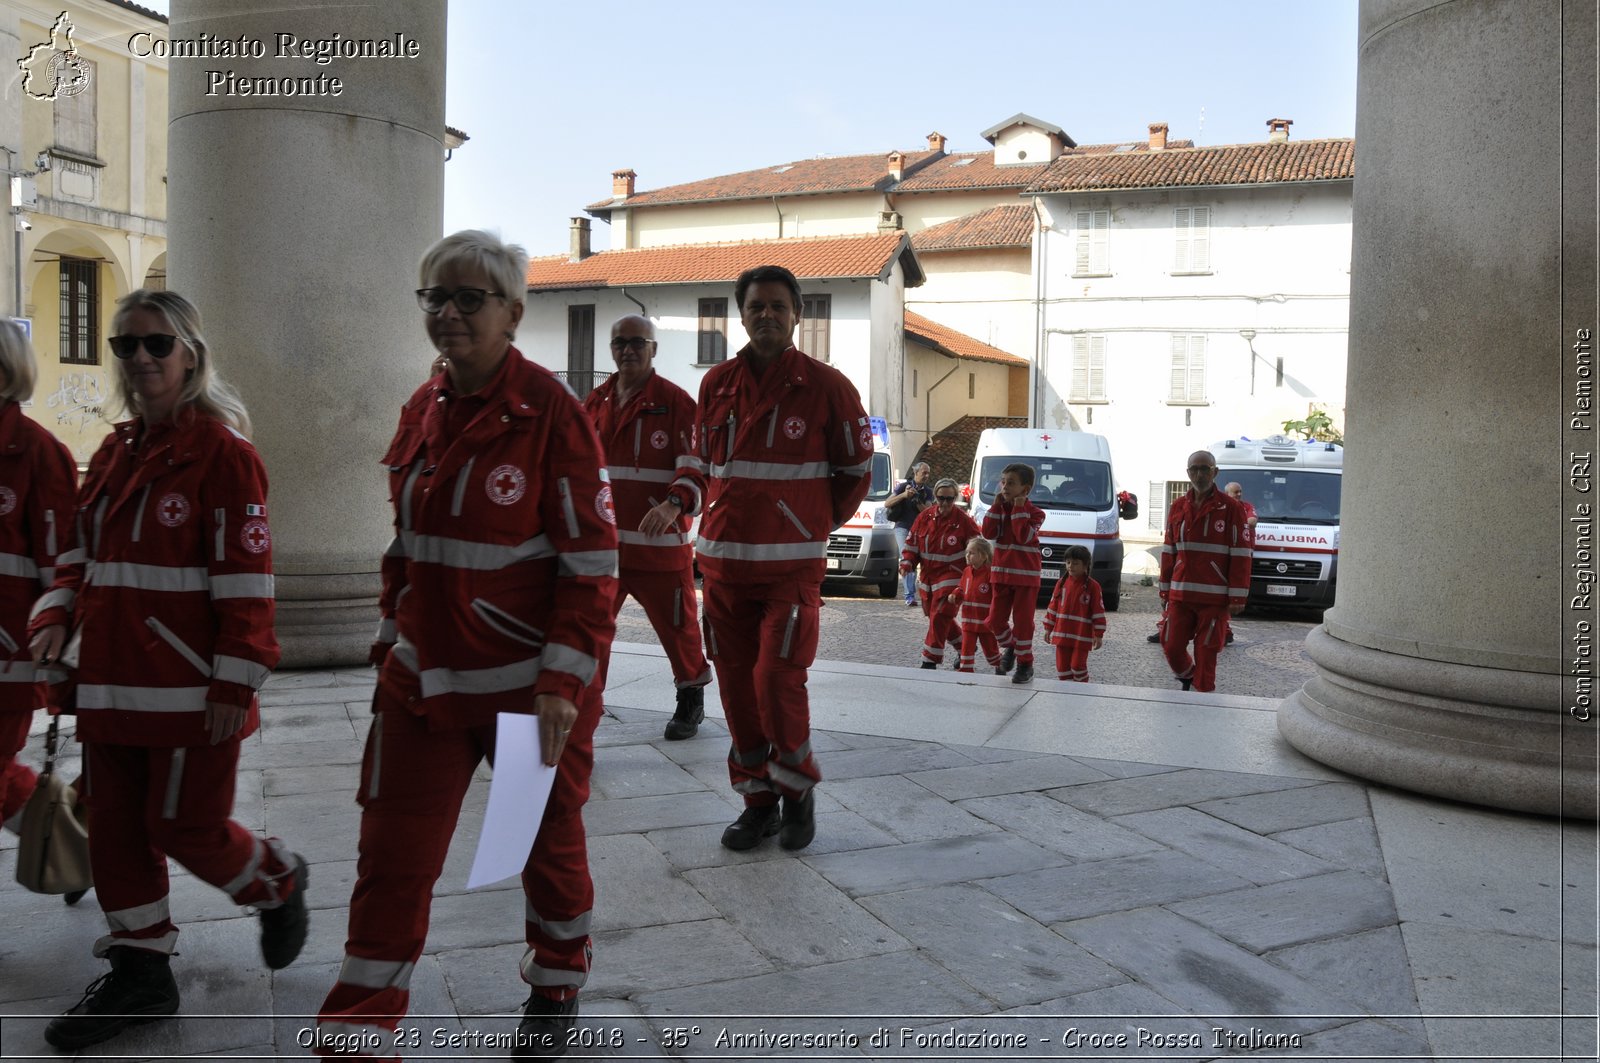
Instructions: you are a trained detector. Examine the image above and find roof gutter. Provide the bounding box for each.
[1028,176,1354,196]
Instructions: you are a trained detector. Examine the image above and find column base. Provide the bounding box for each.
[273,572,381,669]
[1279,627,1595,820]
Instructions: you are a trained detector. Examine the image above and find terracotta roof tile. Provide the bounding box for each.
[904,311,1028,367]
[912,205,1035,252]
[586,151,943,213]
[1028,138,1354,193]
[891,152,1050,193]
[526,233,924,291]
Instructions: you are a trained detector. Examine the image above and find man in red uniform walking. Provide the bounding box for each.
[694,265,873,853]
[585,315,710,739]
[1159,450,1251,692]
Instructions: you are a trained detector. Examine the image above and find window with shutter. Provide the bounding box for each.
[1074,209,1109,275]
[1069,334,1107,401]
[800,294,831,361]
[1168,334,1206,403]
[697,298,727,364]
[1148,479,1165,532]
[1173,206,1212,273]
[567,304,596,395]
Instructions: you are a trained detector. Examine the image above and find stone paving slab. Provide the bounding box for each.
[1046,767,1318,817]
[956,793,1165,861]
[903,755,1114,800]
[815,741,976,781]
[1165,869,1400,953]
[590,833,719,931]
[984,848,1253,924]
[590,920,776,1000]
[645,810,899,872]
[1264,925,1428,1042]
[806,833,1068,897]
[1193,780,1372,833]
[825,774,1004,843]
[590,742,706,800]
[1109,806,1340,884]
[1269,815,1388,878]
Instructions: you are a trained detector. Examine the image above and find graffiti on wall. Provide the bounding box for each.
[46,371,106,431]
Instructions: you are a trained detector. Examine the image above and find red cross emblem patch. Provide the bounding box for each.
[946,533,959,546]
[0,487,14,516]
[650,430,669,450]
[859,425,873,450]
[157,493,191,528]
[487,464,526,505]
[783,416,806,440]
[240,518,271,554]
[979,582,990,595]
[1214,520,1225,532]
[595,484,616,525]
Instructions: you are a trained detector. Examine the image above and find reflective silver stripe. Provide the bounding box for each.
[105,896,172,934]
[617,529,692,548]
[470,598,545,648]
[147,617,212,675]
[44,509,57,557]
[451,456,476,517]
[606,466,676,484]
[95,561,209,592]
[1058,632,1096,643]
[525,902,593,941]
[339,955,416,990]
[557,477,580,539]
[558,549,619,578]
[920,550,966,564]
[993,565,1042,577]
[997,544,1042,555]
[0,662,38,682]
[91,497,107,556]
[1178,542,1232,555]
[366,714,383,800]
[384,536,406,559]
[77,683,211,711]
[210,572,275,599]
[775,500,813,540]
[733,778,778,795]
[1160,544,1176,555]
[541,642,598,685]
[1210,562,1227,583]
[214,507,226,562]
[678,455,707,474]
[695,537,828,562]
[766,406,778,447]
[924,576,961,594]
[30,587,75,619]
[729,742,771,767]
[779,604,798,659]
[398,460,424,534]
[375,617,397,643]
[833,456,872,476]
[56,547,86,565]
[222,835,265,895]
[214,654,271,689]
[778,740,812,765]
[404,531,555,570]
[391,637,420,674]
[0,552,38,580]
[131,485,152,542]
[710,458,831,480]
[520,954,589,989]
[672,587,681,628]
[419,656,542,698]
[161,749,186,820]
[841,417,858,458]
[767,760,813,792]
[1230,547,1254,558]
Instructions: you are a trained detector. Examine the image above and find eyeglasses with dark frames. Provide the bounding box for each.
[109,334,180,359]
[935,494,958,502]
[415,287,504,315]
[609,336,655,352]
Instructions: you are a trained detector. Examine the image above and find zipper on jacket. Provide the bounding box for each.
[776,500,813,540]
[130,485,153,543]
[779,604,799,659]
[214,508,227,562]
[451,456,476,518]
[470,598,545,648]
[1210,561,1227,584]
[146,616,212,677]
[556,477,580,539]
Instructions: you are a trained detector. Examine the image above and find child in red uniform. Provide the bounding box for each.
[1041,546,1106,682]
[949,537,1005,674]
[981,463,1046,684]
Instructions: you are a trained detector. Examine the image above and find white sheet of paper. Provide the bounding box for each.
[466,713,557,890]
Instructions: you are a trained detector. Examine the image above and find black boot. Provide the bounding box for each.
[1179,675,1193,691]
[1146,632,1162,643]
[720,803,780,851]
[1001,647,1015,675]
[664,685,705,741]
[1011,663,1034,685]
[44,946,180,1050]
[919,660,938,670]
[63,887,89,906]
[259,853,310,970]
[778,789,816,851]
[512,993,578,1060]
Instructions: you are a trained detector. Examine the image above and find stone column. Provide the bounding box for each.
[166,1,445,664]
[1279,0,1597,817]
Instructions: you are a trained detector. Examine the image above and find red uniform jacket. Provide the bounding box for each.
[693,344,873,585]
[29,409,278,745]
[950,565,997,628]
[0,402,77,712]
[375,349,618,725]
[583,370,703,573]
[1159,488,1251,608]
[982,498,1046,586]
[1240,500,1258,547]
[901,506,979,599]
[1042,573,1107,645]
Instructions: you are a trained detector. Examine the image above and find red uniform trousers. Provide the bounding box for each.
[957,620,1003,672]
[1161,601,1230,693]
[316,677,601,1053]
[986,583,1040,665]
[84,738,295,957]
[702,577,821,806]
[919,590,960,665]
[1053,642,1092,683]
[0,711,36,823]
[610,567,710,689]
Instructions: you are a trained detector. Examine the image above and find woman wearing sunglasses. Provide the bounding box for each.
[28,289,307,1051]
[315,231,618,1060]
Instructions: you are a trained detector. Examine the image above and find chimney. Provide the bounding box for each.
[1266,118,1292,143]
[611,168,636,198]
[569,217,591,262]
[886,150,906,180]
[926,131,947,153]
[1148,122,1169,151]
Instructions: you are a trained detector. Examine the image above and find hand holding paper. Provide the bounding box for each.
[466,713,558,890]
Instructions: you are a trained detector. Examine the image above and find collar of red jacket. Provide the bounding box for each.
[412,346,542,421]
[732,343,810,387]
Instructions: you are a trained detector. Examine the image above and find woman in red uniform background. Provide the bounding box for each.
[29,290,305,1051]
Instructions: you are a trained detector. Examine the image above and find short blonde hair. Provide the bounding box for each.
[418,230,528,334]
[965,536,994,565]
[0,319,36,402]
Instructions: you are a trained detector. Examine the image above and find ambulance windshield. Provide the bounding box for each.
[1219,468,1341,525]
[977,456,1112,511]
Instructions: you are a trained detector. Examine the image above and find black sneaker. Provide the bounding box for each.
[44,946,180,1050]
[1179,676,1193,691]
[919,660,938,670]
[720,804,781,851]
[1146,632,1162,643]
[512,993,578,1060]
[259,854,309,970]
[664,686,705,741]
[1011,664,1034,685]
[778,790,816,851]
[1001,648,1015,674]
[63,887,89,906]
[1225,631,1235,645]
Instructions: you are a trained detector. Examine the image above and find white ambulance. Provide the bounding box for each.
[963,428,1128,610]
[823,417,900,597]
[1211,435,1343,608]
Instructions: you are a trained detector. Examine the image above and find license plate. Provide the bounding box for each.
[1266,583,1297,597]
[825,558,841,571]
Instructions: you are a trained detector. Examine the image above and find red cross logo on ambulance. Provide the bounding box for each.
[486,464,526,505]
[0,487,14,516]
[783,416,806,440]
[240,518,271,554]
[650,430,669,450]
[157,493,191,528]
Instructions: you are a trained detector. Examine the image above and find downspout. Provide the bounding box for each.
[620,287,647,317]
[772,196,784,238]
[1031,196,1047,428]
[922,346,962,450]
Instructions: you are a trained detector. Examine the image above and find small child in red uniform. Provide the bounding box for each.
[1041,545,1106,682]
[949,537,1006,674]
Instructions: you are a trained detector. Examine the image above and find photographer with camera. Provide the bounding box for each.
[887,462,932,606]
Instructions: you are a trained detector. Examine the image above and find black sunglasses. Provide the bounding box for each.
[935,494,957,502]
[416,287,503,315]
[109,334,180,359]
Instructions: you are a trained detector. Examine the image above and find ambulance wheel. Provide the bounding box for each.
[879,578,899,599]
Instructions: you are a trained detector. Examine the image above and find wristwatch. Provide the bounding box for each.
[665,492,684,509]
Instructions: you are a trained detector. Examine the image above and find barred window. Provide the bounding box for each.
[59,256,98,365]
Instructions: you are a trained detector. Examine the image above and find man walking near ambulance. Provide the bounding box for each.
[694,264,873,852]
[584,315,710,739]
[1159,450,1251,691]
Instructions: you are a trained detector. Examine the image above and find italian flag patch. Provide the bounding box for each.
[245,504,267,516]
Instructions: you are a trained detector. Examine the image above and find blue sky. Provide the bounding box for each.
[143,1,1359,256]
